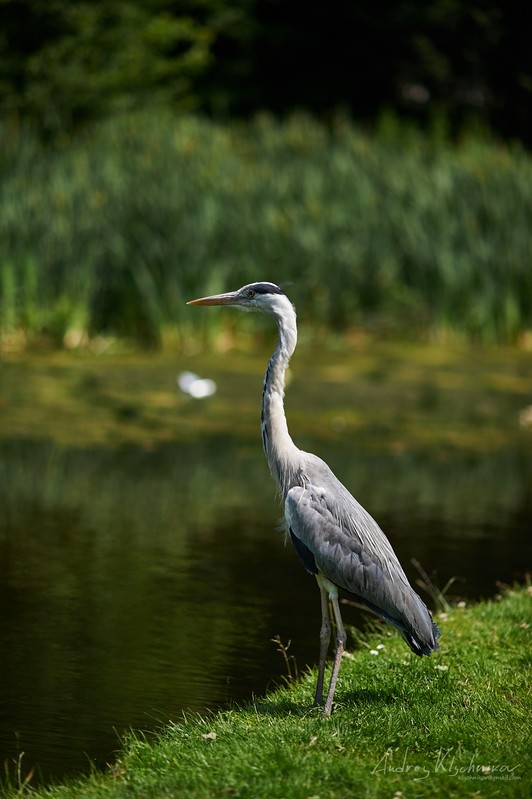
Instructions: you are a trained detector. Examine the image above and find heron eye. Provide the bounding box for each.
[247,289,256,298]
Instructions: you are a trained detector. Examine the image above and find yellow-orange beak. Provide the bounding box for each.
[186,291,239,306]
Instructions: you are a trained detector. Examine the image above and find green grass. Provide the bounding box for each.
[3,585,530,798]
[1,112,531,347]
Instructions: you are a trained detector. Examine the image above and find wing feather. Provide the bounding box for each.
[285,478,439,654]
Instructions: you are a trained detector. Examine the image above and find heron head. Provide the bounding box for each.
[187,282,286,313]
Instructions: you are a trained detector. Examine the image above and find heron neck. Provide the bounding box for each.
[261,305,300,495]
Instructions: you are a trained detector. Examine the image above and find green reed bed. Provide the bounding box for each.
[1,113,531,346]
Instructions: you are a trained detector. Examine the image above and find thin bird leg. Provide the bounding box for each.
[322,595,347,718]
[313,582,331,707]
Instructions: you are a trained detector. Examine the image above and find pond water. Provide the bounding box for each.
[0,345,531,785]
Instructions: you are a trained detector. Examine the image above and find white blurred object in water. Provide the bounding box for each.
[519,405,532,428]
[177,371,217,399]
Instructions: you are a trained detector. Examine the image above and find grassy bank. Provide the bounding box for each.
[1,113,531,347]
[4,585,530,798]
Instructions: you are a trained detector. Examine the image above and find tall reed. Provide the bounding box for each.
[1,112,530,345]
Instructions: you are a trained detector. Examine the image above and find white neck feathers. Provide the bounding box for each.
[260,295,300,495]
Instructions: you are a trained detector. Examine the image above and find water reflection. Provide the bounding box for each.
[0,358,531,784]
[0,441,317,782]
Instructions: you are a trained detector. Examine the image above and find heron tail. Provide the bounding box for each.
[401,618,440,657]
[348,589,440,656]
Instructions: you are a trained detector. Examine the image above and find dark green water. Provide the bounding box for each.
[0,346,531,785]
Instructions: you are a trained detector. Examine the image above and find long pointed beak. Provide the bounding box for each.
[187,291,239,306]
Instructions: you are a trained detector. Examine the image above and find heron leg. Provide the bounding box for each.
[313,582,331,707]
[322,595,347,718]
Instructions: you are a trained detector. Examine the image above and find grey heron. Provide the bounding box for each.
[187,281,440,717]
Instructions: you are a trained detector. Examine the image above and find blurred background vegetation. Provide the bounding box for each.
[0,0,531,346]
[1,5,531,782]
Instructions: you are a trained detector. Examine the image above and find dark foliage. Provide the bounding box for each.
[0,0,530,143]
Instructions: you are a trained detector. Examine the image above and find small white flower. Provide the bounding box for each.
[370,649,379,656]
[376,644,385,650]
[457,601,466,609]
[435,664,449,671]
